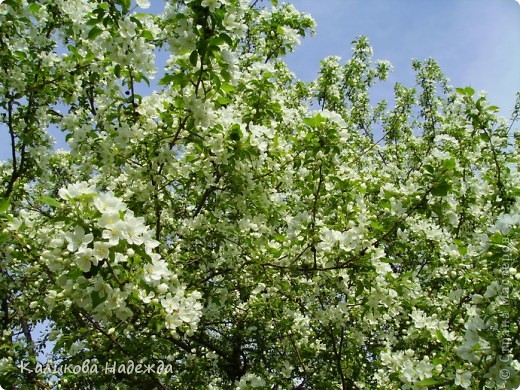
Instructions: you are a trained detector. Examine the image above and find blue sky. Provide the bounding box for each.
[286,0,520,117]
[1,1,519,161]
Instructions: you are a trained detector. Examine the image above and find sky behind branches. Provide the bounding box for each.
[1,1,519,161]
[285,0,520,116]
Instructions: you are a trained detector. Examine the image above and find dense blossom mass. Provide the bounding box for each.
[0,0,519,388]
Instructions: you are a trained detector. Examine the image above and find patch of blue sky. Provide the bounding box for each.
[286,0,520,118]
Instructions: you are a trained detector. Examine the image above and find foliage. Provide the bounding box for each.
[0,0,519,388]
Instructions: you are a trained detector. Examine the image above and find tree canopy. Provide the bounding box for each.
[0,0,519,388]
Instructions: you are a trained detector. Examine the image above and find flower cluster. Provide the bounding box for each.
[41,183,202,333]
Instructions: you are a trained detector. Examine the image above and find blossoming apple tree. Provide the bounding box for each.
[0,0,519,388]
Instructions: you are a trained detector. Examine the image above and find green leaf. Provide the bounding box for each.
[141,30,154,40]
[479,132,490,142]
[120,0,131,13]
[87,27,104,40]
[489,233,503,245]
[274,234,286,242]
[87,17,101,26]
[67,44,80,58]
[229,124,242,141]
[212,73,222,91]
[134,72,150,87]
[28,3,41,13]
[0,232,10,244]
[442,158,456,170]
[432,357,445,366]
[130,15,143,28]
[13,50,27,60]
[303,114,326,127]
[431,181,451,196]
[436,330,448,346]
[189,50,198,67]
[102,15,112,28]
[52,336,67,353]
[370,220,384,231]
[456,86,475,97]
[355,282,364,297]
[158,73,175,86]
[38,196,61,208]
[3,0,19,7]
[416,378,440,386]
[221,69,231,82]
[472,343,482,351]
[0,198,10,213]
[91,290,107,309]
[114,64,122,78]
[154,318,165,332]
[217,96,231,105]
[218,33,234,47]
[220,83,235,93]
[476,97,486,110]
[423,164,435,175]
[67,269,84,280]
[457,245,468,256]
[208,45,221,55]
